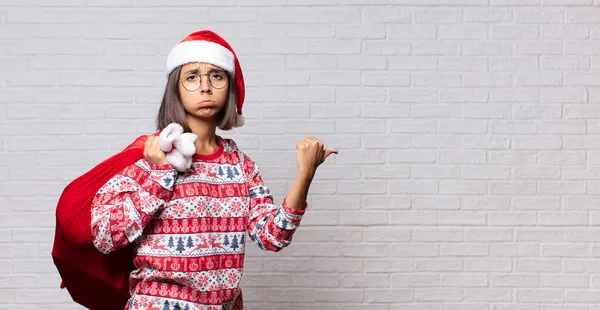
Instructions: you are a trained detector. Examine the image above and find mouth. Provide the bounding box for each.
[197,100,216,108]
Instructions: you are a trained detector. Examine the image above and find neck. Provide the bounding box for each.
[186,115,219,155]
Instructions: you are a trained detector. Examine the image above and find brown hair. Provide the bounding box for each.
[156,65,238,132]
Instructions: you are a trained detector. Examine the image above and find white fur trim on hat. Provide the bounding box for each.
[166,40,235,76]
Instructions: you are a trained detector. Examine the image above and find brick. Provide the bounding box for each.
[363,40,411,56]
[439,25,488,39]
[390,243,439,257]
[441,274,488,287]
[516,289,564,302]
[492,274,540,287]
[362,72,410,86]
[463,288,513,302]
[564,259,600,272]
[566,8,600,23]
[565,290,600,303]
[365,289,413,303]
[390,180,439,194]
[210,8,258,22]
[362,165,410,179]
[514,167,560,179]
[415,288,463,302]
[410,165,460,179]
[464,258,512,272]
[313,258,362,273]
[541,26,590,39]
[439,243,488,256]
[412,73,462,88]
[513,197,561,210]
[513,136,562,150]
[491,57,539,72]
[392,274,440,287]
[412,105,462,120]
[412,228,462,242]
[293,227,362,243]
[414,41,462,55]
[463,41,513,55]
[439,57,488,71]
[387,25,437,40]
[461,136,511,149]
[390,56,437,70]
[489,212,537,226]
[488,151,537,165]
[545,56,591,71]
[364,259,413,273]
[260,8,311,23]
[414,9,462,24]
[464,73,511,87]
[514,72,563,86]
[541,243,589,257]
[565,41,600,54]
[417,259,463,272]
[490,243,541,257]
[440,180,487,194]
[363,227,411,242]
[263,289,316,303]
[339,211,387,226]
[461,166,511,180]
[287,55,336,69]
[437,211,486,226]
[363,7,411,23]
[517,41,563,55]
[310,8,361,23]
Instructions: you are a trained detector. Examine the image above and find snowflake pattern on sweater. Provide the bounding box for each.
[90,137,306,310]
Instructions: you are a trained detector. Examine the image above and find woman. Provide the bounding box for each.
[89,30,337,310]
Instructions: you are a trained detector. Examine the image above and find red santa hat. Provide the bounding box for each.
[166,30,246,127]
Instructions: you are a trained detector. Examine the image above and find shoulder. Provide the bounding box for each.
[221,137,251,160]
[123,132,159,151]
[220,137,258,170]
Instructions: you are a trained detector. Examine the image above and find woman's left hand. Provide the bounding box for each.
[296,137,338,179]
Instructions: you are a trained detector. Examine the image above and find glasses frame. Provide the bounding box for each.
[177,71,229,92]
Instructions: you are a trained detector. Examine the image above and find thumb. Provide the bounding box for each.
[322,148,338,161]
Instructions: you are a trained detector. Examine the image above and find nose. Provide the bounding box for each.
[199,75,212,94]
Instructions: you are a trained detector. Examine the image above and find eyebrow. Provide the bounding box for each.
[182,67,226,75]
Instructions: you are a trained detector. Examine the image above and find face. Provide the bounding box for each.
[178,62,229,123]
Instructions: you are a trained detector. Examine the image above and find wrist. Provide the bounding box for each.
[296,168,315,180]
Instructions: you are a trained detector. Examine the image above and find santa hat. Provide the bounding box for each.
[166,30,246,127]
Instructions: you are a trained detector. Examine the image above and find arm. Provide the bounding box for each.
[245,136,337,252]
[90,159,176,254]
[245,157,307,252]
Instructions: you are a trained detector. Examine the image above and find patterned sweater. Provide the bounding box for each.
[90,137,306,310]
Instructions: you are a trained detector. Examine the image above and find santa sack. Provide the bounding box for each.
[52,134,149,310]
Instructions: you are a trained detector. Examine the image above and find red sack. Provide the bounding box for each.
[52,135,151,310]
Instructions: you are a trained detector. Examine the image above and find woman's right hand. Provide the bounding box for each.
[144,136,169,165]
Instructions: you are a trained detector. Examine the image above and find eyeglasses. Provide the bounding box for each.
[178,71,229,92]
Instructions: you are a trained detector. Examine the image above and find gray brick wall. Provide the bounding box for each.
[2,1,600,309]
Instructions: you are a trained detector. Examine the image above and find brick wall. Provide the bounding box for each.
[2,1,600,309]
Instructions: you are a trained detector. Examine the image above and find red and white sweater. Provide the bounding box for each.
[90,137,306,310]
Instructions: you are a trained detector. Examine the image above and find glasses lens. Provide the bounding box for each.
[182,74,200,91]
[209,72,228,89]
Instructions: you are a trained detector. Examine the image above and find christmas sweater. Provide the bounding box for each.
[90,137,306,310]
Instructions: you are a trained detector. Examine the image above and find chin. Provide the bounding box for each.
[187,111,219,122]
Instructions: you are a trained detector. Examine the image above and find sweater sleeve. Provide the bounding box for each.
[90,158,177,254]
[244,154,307,252]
